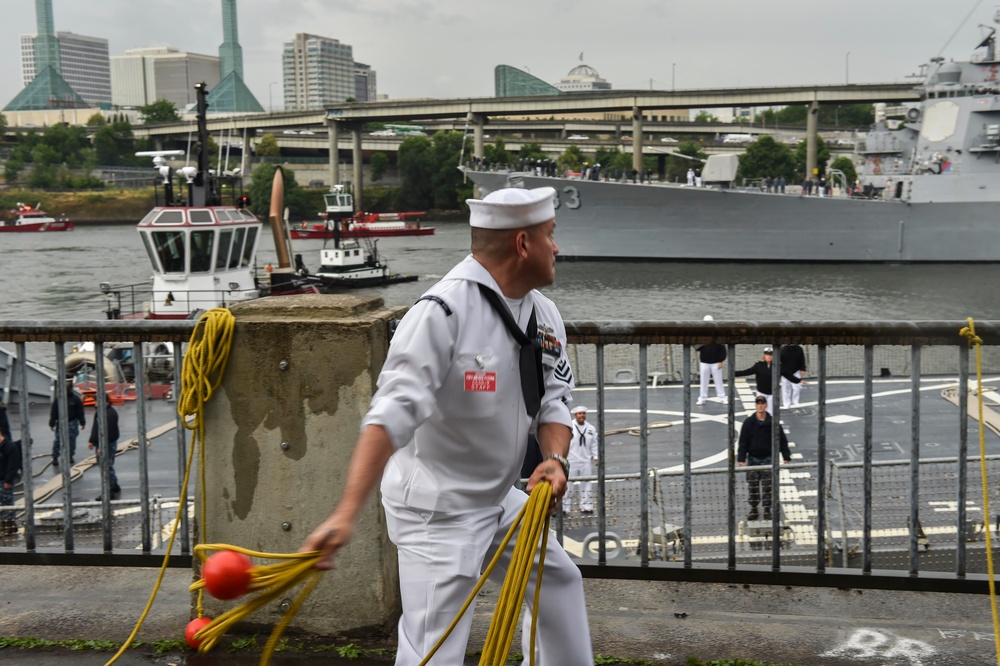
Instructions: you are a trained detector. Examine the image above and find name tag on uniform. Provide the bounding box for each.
[464,371,497,392]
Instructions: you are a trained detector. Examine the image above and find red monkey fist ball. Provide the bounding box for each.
[202,550,253,600]
[185,617,213,649]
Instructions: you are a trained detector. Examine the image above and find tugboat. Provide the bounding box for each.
[0,203,74,232]
[290,185,434,239]
[100,82,318,320]
[313,221,418,289]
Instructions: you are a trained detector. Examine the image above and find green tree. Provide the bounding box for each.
[0,113,7,138]
[138,99,181,124]
[92,121,137,166]
[557,145,585,172]
[829,156,858,186]
[665,141,707,183]
[256,133,280,157]
[4,158,23,183]
[737,135,797,183]
[246,164,309,220]
[397,136,434,210]
[397,131,473,211]
[86,113,107,127]
[694,111,720,123]
[40,123,90,167]
[518,142,547,161]
[793,135,831,179]
[370,152,389,182]
[483,137,512,167]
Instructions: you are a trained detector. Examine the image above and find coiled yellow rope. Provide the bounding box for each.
[958,317,1000,666]
[188,544,323,662]
[103,308,236,666]
[418,481,552,666]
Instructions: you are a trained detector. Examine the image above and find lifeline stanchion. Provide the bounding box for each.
[958,317,1000,666]
[103,308,236,666]
[417,481,553,666]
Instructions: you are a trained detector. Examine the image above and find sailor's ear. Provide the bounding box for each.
[514,229,530,258]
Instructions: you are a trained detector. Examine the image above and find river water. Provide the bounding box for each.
[2,219,998,322]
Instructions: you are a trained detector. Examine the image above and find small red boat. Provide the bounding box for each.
[291,215,434,240]
[0,203,74,232]
[290,185,433,239]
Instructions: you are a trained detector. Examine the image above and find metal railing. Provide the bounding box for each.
[1,319,997,595]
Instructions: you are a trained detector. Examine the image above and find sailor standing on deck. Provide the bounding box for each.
[302,186,593,665]
[566,405,599,512]
[696,316,727,406]
[735,346,803,415]
[686,168,695,186]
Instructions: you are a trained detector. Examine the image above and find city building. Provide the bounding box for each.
[282,33,357,110]
[354,62,377,102]
[556,63,612,93]
[206,0,262,113]
[495,65,561,97]
[5,0,88,112]
[21,32,111,107]
[111,48,221,109]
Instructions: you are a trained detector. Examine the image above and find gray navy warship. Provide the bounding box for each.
[465,15,1000,263]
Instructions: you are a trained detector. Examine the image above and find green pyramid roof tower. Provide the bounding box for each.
[205,0,262,113]
[206,71,264,113]
[4,0,89,111]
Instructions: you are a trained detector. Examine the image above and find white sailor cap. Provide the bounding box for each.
[571,405,588,415]
[466,187,556,229]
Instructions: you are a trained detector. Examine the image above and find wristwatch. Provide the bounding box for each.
[546,453,570,478]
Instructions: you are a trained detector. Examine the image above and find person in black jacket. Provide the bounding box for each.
[50,380,86,467]
[738,395,791,520]
[780,344,807,408]
[0,429,21,535]
[88,395,121,500]
[696,315,727,406]
[734,346,803,414]
[0,397,12,442]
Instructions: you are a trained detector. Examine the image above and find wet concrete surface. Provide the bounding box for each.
[0,565,996,665]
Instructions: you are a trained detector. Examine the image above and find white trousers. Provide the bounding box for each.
[699,362,726,400]
[383,488,593,665]
[565,457,594,512]
[781,370,803,406]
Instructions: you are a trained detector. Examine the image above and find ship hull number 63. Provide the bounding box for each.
[552,185,581,210]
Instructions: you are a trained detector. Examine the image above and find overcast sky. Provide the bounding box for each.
[2,0,997,111]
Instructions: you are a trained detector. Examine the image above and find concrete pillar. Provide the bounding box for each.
[632,106,644,175]
[472,113,485,161]
[200,294,406,636]
[352,127,364,212]
[806,101,819,183]
[328,120,340,187]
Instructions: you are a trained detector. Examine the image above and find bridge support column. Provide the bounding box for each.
[806,101,819,185]
[201,294,406,636]
[352,126,364,212]
[632,106,644,176]
[472,113,486,161]
[328,120,340,187]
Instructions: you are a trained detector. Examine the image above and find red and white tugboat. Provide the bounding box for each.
[101,82,318,320]
[290,185,434,239]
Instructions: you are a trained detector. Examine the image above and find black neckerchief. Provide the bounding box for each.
[477,284,544,417]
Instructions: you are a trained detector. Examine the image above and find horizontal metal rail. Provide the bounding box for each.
[1,318,996,596]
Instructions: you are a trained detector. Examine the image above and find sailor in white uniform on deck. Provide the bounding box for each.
[303,186,593,665]
[566,405,599,512]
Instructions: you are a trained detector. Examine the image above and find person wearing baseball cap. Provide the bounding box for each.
[566,405,599,513]
[738,395,792,521]
[302,186,593,664]
[735,346,802,415]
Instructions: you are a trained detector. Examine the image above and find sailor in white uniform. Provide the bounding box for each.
[566,405,599,512]
[303,186,593,666]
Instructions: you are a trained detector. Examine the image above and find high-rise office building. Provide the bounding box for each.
[111,48,221,109]
[354,62,377,102]
[282,33,359,110]
[21,32,111,106]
